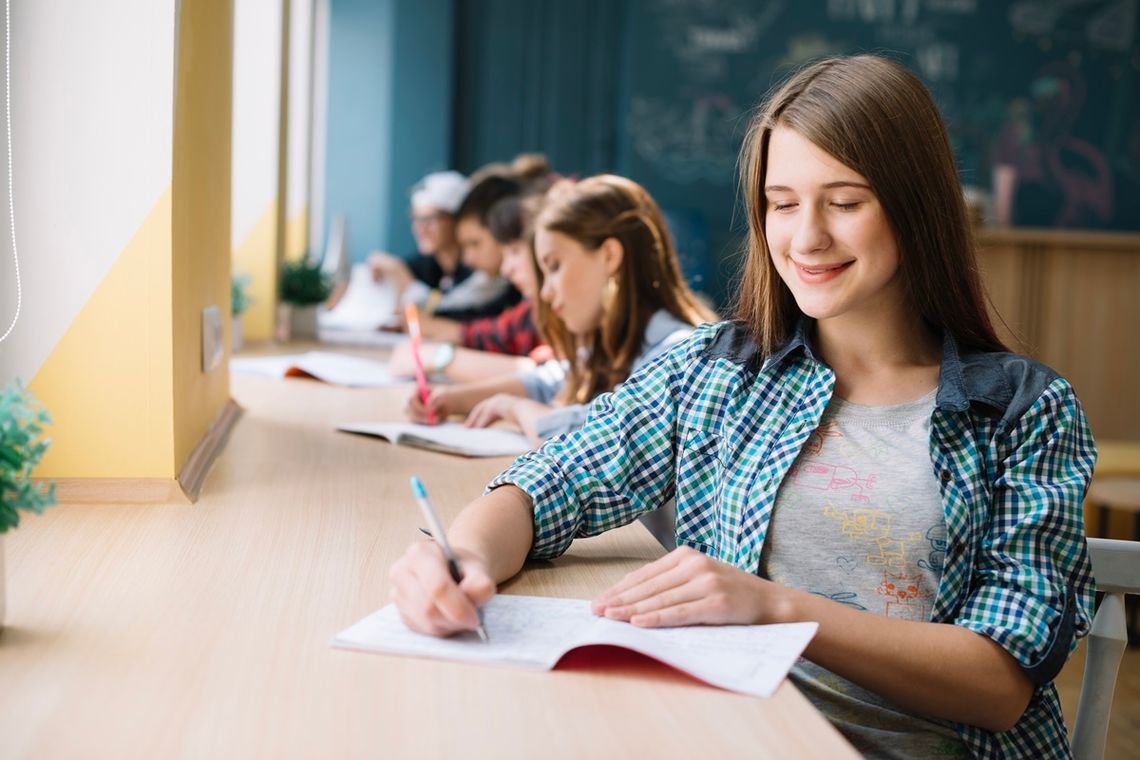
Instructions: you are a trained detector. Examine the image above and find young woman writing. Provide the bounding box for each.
[389,56,1095,757]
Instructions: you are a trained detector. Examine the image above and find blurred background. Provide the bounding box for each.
[1,0,1138,478]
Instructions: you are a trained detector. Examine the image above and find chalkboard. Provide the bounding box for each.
[619,0,1140,232]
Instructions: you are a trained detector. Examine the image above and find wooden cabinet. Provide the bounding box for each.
[977,228,1140,442]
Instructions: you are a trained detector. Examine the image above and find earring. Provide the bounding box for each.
[603,276,618,313]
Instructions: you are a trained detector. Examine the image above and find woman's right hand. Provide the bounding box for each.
[388,541,496,637]
[404,386,452,424]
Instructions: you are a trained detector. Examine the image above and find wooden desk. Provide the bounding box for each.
[0,372,857,759]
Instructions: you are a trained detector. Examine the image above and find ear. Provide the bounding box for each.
[600,237,624,276]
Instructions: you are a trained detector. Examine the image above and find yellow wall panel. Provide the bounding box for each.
[232,200,279,342]
[172,0,234,473]
[30,191,175,478]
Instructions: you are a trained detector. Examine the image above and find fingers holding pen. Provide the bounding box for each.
[389,541,488,636]
[404,387,449,424]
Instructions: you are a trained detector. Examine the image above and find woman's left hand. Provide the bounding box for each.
[590,546,790,627]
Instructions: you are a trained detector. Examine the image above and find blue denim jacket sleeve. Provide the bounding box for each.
[954,377,1097,685]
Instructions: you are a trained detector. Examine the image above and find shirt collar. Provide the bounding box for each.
[935,330,970,412]
[761,317,973,414]
[760,318,821,374]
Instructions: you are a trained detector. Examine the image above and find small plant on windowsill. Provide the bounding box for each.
[278,257,330,340]
[1,381,57,625]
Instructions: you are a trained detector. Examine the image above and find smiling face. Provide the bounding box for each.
[534,228,616,336]
[763,126,904,331]
[456,217,504,276]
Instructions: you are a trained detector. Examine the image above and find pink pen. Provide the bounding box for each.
[404,303,436,424]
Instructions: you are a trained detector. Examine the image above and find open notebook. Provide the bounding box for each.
[337,421,532,457]
[230,351,398,387]
[333,594,817,698]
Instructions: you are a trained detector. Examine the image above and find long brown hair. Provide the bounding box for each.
[536,175,718,403]
[735,54,1006,355]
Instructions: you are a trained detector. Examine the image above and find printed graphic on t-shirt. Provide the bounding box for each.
[763,391,966,755]
[823,505,923,570]
[787,462,876,502]
[764,392,948,622]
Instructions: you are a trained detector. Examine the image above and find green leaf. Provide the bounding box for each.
[0,380,57,530]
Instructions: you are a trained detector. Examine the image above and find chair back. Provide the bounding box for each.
[1072,537,1140,759]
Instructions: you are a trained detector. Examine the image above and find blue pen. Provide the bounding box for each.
[410,476,489,642]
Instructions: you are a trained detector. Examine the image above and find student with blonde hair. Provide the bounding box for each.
[388,55,1096,759]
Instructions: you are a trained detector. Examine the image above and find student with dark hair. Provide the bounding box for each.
[387,56,1096,759]
[412,175,523,322]
[412,195,545,356]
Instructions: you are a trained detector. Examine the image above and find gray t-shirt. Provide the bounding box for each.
[759,389,969,760]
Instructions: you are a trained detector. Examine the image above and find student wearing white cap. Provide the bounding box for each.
[368,170,474,303]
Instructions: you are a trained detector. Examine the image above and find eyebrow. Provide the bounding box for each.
[764,181,873,192]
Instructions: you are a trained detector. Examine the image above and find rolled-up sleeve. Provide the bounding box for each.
[955,378,1097,685]
[487,323,720,560]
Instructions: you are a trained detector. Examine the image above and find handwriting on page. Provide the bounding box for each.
[334,595,817,697]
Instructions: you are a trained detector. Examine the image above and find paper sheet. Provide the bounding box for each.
[333,595,817,697]
[231,351,399,387]
[318,263,399,330]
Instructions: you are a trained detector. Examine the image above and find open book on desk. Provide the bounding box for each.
[333,595,817,698]
[337,421,532,458]
[230,351,398,387]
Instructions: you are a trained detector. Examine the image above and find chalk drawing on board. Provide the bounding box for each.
[1011,0,1136,51]
[991,61,1114,226]
[627,94,744,184]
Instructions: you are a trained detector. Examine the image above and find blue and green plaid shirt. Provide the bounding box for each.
[489,319,1096,758]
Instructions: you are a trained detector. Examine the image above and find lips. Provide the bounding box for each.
[794,260,854,284]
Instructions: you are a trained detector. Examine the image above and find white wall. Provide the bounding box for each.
[231,0,281,251]
[307,0,329,258]
[287,0,313,231]
[0,0,174,387]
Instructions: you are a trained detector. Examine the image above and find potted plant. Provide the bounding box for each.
[231,273,252,351]
[1,382,56,626]
[278,257,330,340]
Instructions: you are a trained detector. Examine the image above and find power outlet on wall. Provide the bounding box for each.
[202,305,224,372]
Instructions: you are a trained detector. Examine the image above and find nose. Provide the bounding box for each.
[540,276,556,304]
[790,205,831,255]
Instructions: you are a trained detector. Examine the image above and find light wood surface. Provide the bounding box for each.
[0,369,858,759]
